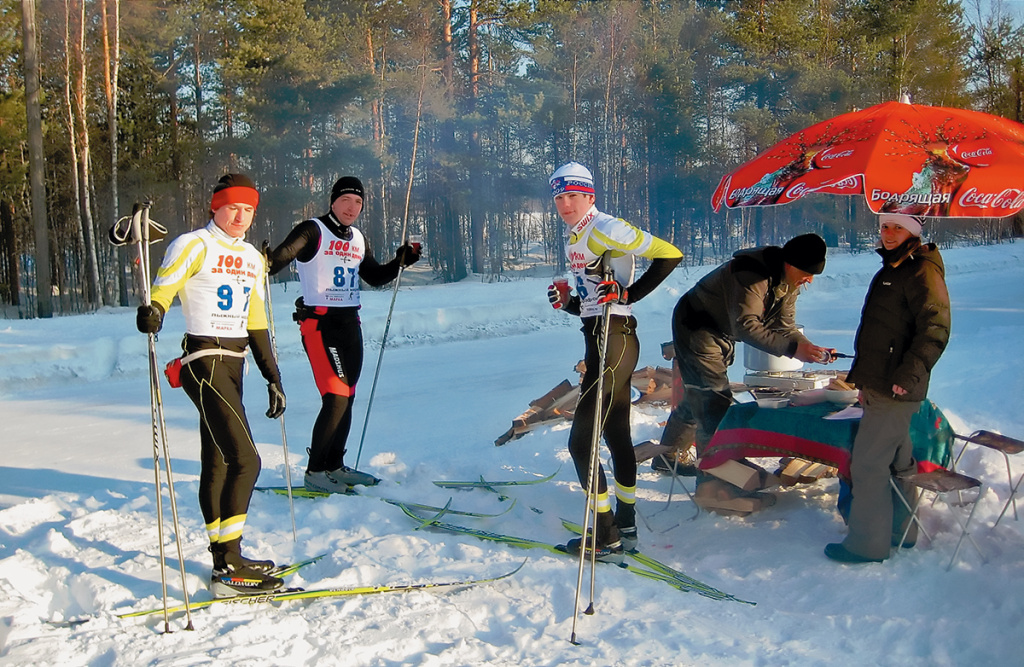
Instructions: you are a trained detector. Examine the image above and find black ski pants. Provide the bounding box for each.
[180,338,261,544]
[568,314,639,496]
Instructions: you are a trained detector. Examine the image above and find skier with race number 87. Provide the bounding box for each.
[547,162,682,562]
[136,174,287,597]
[265,176,420,495]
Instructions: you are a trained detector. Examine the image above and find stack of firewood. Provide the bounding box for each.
[495,364,675,446]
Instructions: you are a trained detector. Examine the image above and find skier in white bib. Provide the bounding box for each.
[266,177,420,494]
[136,173,287,596]
[546,162,682,562]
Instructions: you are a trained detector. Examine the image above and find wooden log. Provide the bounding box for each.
[704,459,780,491]
[529,379,574,410]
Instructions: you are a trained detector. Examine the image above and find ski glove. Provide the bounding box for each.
[266,382,287,419]
[547,284,569,310]
[136,303,164,334]
[596,280,628,305]
[395,243,421,268]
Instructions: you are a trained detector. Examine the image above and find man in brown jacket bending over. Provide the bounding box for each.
[656,234,836,511]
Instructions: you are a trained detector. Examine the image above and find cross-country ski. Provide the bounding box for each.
[116,561,525,620]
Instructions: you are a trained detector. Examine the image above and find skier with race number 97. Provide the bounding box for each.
[136,173,287,597]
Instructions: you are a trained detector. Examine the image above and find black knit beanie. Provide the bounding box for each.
[331,176,365,204]
[782,233,827,275]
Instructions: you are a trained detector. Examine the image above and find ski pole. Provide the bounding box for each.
[570,253,613,645]
[125,204,171,632]
[113,203,194,632]
[352,233,414,470]
[263,267,298,542]
[140,203,194,632]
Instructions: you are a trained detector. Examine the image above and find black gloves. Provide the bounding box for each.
[266,382,286,419]
[395,243,421,268]
[136,303,164,334]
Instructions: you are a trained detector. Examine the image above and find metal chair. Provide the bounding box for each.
[891,469,986,571]
[951,430,1024,527]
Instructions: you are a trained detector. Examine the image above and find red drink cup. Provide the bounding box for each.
[409,234,423,252]
[553,278,570,302]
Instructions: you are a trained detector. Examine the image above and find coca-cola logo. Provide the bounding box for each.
[818,148,854,161]
[828,176,860,191]
[957,187,1024,210]
[949,143,995,167]
[785,182,808,199]
[811,148,855,170]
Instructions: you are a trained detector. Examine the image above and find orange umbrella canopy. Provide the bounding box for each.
[712,100,1024,218]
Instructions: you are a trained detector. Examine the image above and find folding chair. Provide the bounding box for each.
[951,430,1024,527]
[890,469,986,571]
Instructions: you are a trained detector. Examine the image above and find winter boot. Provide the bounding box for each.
[209,539,283,598]
[564,510,624,564]
[651,445,698,476]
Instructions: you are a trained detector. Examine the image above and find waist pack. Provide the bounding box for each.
[164,348,248,388]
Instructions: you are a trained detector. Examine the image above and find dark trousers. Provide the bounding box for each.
[568,315,640,496]
[298,314,364,472]
[181,353,260,542]
[659,299,735,455]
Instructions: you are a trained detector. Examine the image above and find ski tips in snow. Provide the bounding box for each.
[432,467,560,489]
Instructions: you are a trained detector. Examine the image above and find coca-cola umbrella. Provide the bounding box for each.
[711,98,1024,217]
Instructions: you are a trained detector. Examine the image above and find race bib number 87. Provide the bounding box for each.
[334,266,358,288]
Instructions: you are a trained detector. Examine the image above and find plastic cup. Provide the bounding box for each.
[409,234,423,252]
[553,278,570,302]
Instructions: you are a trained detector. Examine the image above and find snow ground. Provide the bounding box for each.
[1,241,1023,666]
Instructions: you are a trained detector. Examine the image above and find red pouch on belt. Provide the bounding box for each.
[164,358,183,388]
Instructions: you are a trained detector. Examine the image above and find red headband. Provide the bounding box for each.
[210,186,260,213]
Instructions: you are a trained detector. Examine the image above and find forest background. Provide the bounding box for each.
[1,0,1023,318]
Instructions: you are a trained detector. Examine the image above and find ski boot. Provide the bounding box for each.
[304,469,355,494]
[327,465,380,487]
[615,502,638,551]
[209,539,283,598]
[562,510,624,565]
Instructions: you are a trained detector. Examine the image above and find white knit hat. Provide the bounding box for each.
[878,213,923,237]
[549,162,595,197]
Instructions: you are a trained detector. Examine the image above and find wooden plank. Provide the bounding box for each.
[633,440,673,463]
[528,379,574,410]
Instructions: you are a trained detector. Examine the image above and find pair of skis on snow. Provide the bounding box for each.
[112,471,752,622]
[110,478,550,622]
[260,470,753,604]
[114,553,525,620]
[392,500,753,606]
